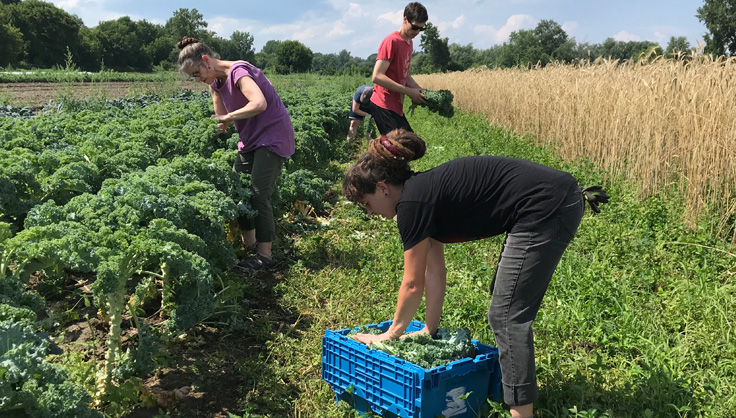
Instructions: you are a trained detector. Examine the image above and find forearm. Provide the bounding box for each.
[423,239,446,334]
[406,75,422,90]
[212,89,231,128]
[221,101,266,123]
[423,269,445,334]
[387,278,425,338]
[373,72,410,95]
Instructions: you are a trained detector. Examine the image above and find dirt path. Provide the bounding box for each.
[0,81,208,107]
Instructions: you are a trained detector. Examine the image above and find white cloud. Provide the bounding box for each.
[209,17,257,38]
[562,21,579,35]
[613,31,641,42]
[436,15,466,33]
[469,14,536,49]
[495,14,537,43]
[377,10,403,25]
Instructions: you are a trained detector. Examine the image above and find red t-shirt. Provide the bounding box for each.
[371,31,413,116]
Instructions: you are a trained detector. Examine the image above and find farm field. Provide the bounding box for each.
[0,81,207,107]
[1,72,735,418]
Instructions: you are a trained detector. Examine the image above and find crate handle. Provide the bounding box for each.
[355,370,380,385]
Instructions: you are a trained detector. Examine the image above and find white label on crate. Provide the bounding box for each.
[442,386,468,417]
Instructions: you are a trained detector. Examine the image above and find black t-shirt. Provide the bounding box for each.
[396,156,579,251]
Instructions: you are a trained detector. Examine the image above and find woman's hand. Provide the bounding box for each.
[354,332,395,345]
[216,122,228,133]
[212,114,232,124]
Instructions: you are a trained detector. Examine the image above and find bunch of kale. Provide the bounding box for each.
[351,327,476,369]
[409,89,455,118]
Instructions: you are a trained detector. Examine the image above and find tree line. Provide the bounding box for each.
[0,0,732,75]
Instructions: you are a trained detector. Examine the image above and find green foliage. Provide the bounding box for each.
[165,8,208,43]
[409,89,454,118]
[0,322,103,418]
[666,36,692,56]
[0,276,44,321]
[0,303,36,325]
[362,329,476,370]
[278,169,331,212]
[230,30,255,62]
[697,0,736,56]
[419,22,452,72]
[2,0,83,68]
[0,22,23,67]
[274,40,314,74]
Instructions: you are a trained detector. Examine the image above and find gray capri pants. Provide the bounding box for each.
[489,185,584,406]
[233,147,285,243]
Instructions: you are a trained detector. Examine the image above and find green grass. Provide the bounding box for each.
[0,69,183,83]
[245,104,735,417]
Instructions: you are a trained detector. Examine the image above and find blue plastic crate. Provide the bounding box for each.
[322,320,501,418]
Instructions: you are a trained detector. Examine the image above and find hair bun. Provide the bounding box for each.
[177,36,199,50]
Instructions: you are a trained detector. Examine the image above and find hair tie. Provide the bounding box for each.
[379,136,405,160]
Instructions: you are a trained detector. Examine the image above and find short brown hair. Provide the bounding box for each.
[342,129,426,203]
[404,2,428,23]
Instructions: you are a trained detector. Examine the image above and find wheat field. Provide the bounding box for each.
[415,57,736,244]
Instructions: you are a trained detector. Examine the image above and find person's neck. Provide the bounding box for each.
[213,59,240,84]
[398,27,412,42]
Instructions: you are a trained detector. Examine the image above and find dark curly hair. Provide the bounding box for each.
[342,129,426,203]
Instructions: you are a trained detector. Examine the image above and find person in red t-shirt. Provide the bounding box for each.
[368,2,428,136]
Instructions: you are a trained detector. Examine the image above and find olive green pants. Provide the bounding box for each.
[233,147,285,243]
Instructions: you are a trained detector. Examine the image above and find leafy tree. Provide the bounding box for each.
[4,0,83,68]
[274,40,313,74]
[166,8,208,42]
[476,45,502,68]
[254,39,282,70]
[419,22,451,72]
[533,19,570,63]
[448,43,477,71]
[0,0,21,4]
[666,36,692,56]
[145,35,175,69]
[312,52,339,74]
[206,36,238,60]
[0,23,23,67]
[410,52,430,74]
[697,0,736,56]
[501,29,543,67]
[597,38,661,61]
[337,49,352,67]
[231,30,255,62]
[93,17,151,71]
[77,26,103,71]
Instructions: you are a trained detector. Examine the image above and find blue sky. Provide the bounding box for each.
[50,0,707,58]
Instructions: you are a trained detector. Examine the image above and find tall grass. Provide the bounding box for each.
[414,56,736,244]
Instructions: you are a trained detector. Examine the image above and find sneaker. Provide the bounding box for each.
[237,254,277,270]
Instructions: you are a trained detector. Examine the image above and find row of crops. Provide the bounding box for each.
[0,84,351,416]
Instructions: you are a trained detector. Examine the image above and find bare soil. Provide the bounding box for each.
[0,81,208,107]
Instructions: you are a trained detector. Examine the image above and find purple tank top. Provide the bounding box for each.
[211,62,295,158]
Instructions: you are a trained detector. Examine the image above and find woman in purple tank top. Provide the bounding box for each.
[177,37,295,270]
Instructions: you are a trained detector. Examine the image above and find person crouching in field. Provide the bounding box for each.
[178,36,295,270]
[342,129,609,418]
[347,84,373,143]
